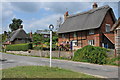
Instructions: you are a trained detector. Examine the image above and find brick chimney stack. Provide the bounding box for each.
[93,2,98,9]
[19,25,23,29]
[30,31,32,38]
[64,11,69,21]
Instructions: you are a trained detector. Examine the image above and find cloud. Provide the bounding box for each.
[1,26,10,32]
[23,14,63,33]
[2,2,42,33]
[1,2,119,34]
[41,2,92,14]
[10,2,41,13]
[0,2,2,33]
[2,2,15,33]
[118,1,120,18]
[98,2,118,18]
[2,2,14,20]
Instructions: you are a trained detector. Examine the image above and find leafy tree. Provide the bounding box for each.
[32,31,58,50]
[9,18,23,31]
[52,32,58,43]
[56,17,63,31]
[1,34,6,42]
[1,31,10,43]
[32,34,42,44]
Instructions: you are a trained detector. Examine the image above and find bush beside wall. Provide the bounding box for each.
[72,45,108,64]
[6,43,33,51]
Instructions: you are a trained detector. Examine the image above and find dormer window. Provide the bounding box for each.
[106,24,110,32]
[74,32,77,37]
[62,34,65,38]
[89,30,94,34]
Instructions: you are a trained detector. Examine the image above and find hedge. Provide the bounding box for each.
[72,45,108,64]
[6,43,33,51]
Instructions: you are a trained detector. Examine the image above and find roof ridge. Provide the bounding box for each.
[67,5,110,19]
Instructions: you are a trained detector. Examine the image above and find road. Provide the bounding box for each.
[0,52,119,78]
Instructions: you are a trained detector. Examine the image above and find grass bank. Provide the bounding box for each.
[2,66,97,78]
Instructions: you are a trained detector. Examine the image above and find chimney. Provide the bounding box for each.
[64,11,69,21]
[30,31,32,38]
[19,25,23,29]
[93,2,98,9]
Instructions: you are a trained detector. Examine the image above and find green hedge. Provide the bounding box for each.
[6,43,33,51]
[72,45,108,64]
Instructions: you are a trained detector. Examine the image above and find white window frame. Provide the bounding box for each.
[105,24,110,32]
[62,34,65,38]
[89,30,94,35]
[72,40,77,46]
[88,40,94,46]
[74,32,77,37]
[44,35,48,38]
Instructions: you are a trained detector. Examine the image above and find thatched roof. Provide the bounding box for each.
[58,5,116,33]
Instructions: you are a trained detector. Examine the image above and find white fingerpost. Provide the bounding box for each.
[50,30,52,67]
[49,24,54,67]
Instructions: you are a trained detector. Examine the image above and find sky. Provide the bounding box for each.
[1,0,120,34]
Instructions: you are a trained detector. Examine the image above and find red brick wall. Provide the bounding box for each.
[100,10,115,44]
[101,11,114,33]
[58,29,101,48]
[94,34,101,47]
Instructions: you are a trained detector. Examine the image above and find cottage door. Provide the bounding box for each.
[104,43,108,48]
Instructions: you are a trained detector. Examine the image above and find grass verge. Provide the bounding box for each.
[2,66,98,78]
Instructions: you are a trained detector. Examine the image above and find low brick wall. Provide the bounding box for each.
[6,51,30,55]
[6,50,74,59]
[6,49,115,59]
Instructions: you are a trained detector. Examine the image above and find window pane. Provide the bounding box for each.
[74,32,77,37]
[106,24,110,32]
[89,30,94,34]
[88,40,94,45]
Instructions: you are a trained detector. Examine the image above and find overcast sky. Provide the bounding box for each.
[1,1,119,34]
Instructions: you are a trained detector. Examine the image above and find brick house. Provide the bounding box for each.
[111,18,120,54]
[58,3,116,50]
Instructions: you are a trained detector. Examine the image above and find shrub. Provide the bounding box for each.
[107,56,120,66]
[33,46,41,50]
[72,45,108,64]
[6,43,33,51]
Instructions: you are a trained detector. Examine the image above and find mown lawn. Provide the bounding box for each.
[2,66,96,78]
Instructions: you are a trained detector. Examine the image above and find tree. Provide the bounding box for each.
[1,33,7,42]
[56,17,63,31]
[9,18,23,31]
[32,31,58,50]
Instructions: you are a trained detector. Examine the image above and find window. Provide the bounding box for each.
[88,40,94,46]
[62,34,65,38]
[89,30,94,34]
[102,43,108,48]
[44,35,48,38]
[78,40,82,46]
[65,34,69,38]
[106,24,110,32]
[72,40,78,46]
[74,32,77,37]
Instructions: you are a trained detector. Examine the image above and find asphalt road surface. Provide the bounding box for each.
[0,52,119,78]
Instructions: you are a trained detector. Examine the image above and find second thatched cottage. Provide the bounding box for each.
[3,25,32,45]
